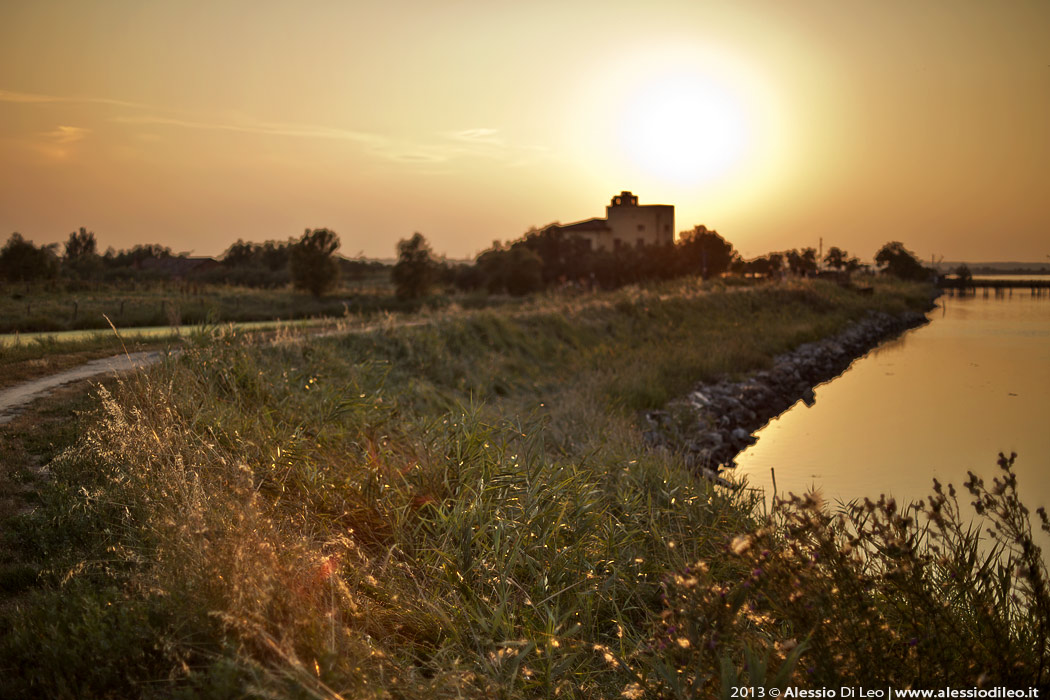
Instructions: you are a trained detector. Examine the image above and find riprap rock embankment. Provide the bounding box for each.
[644,310,929,480]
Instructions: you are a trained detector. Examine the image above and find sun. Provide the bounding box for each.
[618,73,752,186]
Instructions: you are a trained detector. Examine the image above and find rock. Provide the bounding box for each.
[642,304,933,480]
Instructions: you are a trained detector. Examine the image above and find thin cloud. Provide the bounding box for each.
[0,88,150,110]
[2,86,549,167]
[447,128,504,145]
[439,128,551,166]
[111,114,384,146]
[45,125,90,144]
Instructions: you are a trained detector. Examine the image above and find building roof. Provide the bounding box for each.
[558,217,611,233]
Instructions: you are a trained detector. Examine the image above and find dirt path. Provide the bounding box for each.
[0,351,162,425]
[0,316,430,425]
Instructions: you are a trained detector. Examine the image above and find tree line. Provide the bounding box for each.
[1,223,937,300]
[0,227,384,296]
[389,225,934,299]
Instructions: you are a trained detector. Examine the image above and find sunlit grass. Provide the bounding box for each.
[8,277,1039,697]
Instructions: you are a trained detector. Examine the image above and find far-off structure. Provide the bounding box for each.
[553,191,674,251]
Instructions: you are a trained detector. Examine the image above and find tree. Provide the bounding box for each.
[64,227,97,260]
[824,246,847,270]
[677,225,736,279]
[290,228,340,297]
[768,252,784,277]
[0,233,59,282]
[63,227,101,279]
[222,239,256,267]
[874,241,930,281]
[392,232,437,300]
[504,246,544,296]
[954,264,973,285]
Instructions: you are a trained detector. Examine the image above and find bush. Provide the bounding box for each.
[0,233,60,283]
[392,232,437,299]
[645,452,1050,694]
[290,228,340,297]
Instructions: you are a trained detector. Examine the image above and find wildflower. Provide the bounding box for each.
[676,637,691,649]
[594,644,619,667]
[777,638,799,653]
[622,682,645,699]
[731,534,753,555]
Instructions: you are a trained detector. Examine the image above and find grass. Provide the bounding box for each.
[4,276,1042,697]
[0,278,514,335]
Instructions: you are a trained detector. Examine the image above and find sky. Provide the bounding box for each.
[1,0,1047,262]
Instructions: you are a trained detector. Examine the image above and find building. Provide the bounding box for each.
[555,191,674,252]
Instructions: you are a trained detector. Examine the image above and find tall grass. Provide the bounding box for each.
[8,278,1037,698]
[648,452,1050,695]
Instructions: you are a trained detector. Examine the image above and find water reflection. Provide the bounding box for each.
[735,292,1050,524]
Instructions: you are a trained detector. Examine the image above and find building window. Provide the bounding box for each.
[637,224,645,232]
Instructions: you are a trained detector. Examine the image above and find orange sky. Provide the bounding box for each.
[1,0,1047,262]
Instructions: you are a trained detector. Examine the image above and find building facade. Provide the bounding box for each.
[555,191,674,252]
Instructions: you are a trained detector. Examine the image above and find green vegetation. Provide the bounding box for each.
[393,232,440,300]
[290,228,342,298]
[10,277,1045,698]
[875,241,934,281]
[0,278,460,335]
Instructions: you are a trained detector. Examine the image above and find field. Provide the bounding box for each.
[0,271,507,335]
[2,277,1047,697]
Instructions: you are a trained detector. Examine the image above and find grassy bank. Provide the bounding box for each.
[2,277,1047,697]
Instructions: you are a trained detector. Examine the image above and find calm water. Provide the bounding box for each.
[735,286,1050,520]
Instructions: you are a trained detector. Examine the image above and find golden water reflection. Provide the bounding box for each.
[735,292,1050,530]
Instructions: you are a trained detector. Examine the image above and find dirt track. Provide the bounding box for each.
[0,351,161,425]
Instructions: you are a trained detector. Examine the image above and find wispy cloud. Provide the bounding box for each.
[0,88,151,110]
[45,125,90,144]
[2,87,550,168]
[111,114,384,146]
[24,125,92,159]
[447,128,504,145]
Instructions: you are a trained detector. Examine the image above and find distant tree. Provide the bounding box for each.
[64,227,97,260]
[392,232,437,300]
[106,243,173,268]
[504,246,544,296]
[875,241,930,281]
[290,228,340,297]
[0,232,60,282]
[824,246,847,270]
[768,252,784,277]
[222,239,256,267]
[518,225,591,283]
[954,264,973,285]
[63,227,101,279]
[677,225,736,279]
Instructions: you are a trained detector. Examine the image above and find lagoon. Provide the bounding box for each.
[735,284,1050,519]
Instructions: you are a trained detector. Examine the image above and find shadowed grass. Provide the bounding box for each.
[10,277,1031,698]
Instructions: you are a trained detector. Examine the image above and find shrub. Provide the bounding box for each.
[0,233,60,282]
[645,452,1050,694]
[392,232,437,299]
[290,228,341,297]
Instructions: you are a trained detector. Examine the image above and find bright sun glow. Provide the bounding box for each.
[619,74,752,186]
